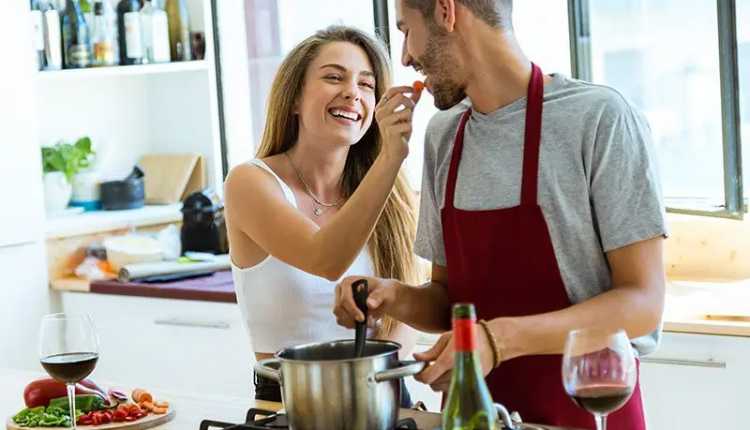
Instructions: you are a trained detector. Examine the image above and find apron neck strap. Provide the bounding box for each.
[520,62,545,207]
[444,109,472,209]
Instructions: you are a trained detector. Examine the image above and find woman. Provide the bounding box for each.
[224,26,423,404]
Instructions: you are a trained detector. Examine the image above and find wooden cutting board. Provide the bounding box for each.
[6,408,175,430]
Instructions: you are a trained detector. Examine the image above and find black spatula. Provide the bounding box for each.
[351,279,369,358]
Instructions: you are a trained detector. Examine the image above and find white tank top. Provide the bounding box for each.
[231,159,375,354]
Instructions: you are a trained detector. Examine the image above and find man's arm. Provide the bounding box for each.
[389,263,452,333]
[491,236,665,360]
[333,263,453,334]
[415,236,665,390]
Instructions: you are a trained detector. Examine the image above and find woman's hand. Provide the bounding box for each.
[375,86,422,160]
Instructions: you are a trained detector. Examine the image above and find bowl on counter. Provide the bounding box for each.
[103,235,163,272]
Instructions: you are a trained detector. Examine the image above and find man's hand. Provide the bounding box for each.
[413,325,496,392]
[333,276,399,329]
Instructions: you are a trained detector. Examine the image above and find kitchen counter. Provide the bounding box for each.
[1,368,578,429]
[663,280,750,337]
[50,276,750,337]
[88,270,236,303]
[51,271,236,303]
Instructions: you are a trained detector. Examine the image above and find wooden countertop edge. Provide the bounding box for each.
[663,319,750,337]
[50,276,91,292]
[50,276,237,304]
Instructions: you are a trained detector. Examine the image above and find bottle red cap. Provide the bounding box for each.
[454,319,477,352]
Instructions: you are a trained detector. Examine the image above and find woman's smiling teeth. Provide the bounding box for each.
[329,108,361,122]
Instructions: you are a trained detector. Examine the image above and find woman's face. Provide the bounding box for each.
[296,41,377,147]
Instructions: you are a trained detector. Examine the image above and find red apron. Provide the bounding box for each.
[440,63,646,430]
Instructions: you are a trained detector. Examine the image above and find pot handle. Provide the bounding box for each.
[495,403,523,430]
[373,360,426,383]
[254,358,281,383]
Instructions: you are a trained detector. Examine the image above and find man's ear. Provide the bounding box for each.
[434,0,456,32]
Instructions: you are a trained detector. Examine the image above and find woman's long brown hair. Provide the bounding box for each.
[255,26,421,335]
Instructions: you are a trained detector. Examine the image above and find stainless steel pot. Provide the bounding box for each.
[254,339,425,430]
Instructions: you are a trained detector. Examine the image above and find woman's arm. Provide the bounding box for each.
[226,152,403,280]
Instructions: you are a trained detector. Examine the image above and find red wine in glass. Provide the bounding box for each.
[562,328,637,430]
[570,383,634,416]
[40,352,98,384]
[39,314,99,429]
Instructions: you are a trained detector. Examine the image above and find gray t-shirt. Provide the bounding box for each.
[415,73,667,355]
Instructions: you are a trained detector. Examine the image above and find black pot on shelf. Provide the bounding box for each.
[180,189,228,255]
[100,166,145,210]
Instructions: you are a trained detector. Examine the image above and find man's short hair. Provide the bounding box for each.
[404,0,513,29]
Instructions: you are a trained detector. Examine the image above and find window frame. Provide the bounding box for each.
[568,0,745,219]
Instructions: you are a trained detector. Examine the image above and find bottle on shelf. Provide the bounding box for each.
[141,0,170,64]
[165,0,190,61]
[62,0,92,68]
[79,0,94,38]
[91,0,116,66]
[116,0,144,65]
[30,0,47,70]
[103,0,121,64]
[39,0,63,70]
[442,303,498,430]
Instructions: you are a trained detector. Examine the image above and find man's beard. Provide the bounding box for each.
[420,28,466,110]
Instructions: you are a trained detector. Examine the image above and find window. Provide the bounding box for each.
[386,0,571,188]
[739,0,750,207]
[586,0,725,213]
[571,0,745,218]
[591,2,724,211]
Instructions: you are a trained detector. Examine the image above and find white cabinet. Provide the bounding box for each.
[640,332,750,430]
[61,293,253,399]
[0,0,44,247]
[0,0,51,373]
[0,243,51,371]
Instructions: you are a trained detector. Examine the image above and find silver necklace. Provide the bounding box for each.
[284,152,345,216]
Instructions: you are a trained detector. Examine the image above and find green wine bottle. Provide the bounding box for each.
[442,303,497,430]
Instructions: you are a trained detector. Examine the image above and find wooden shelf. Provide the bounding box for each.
[36,61,209,81]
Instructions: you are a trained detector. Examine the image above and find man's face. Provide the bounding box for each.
[396,0,466,110]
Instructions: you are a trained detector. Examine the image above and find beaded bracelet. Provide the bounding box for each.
[478,319,503,369]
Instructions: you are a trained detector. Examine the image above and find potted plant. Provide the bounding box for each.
[41,137,96,213]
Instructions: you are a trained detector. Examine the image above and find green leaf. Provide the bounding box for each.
[40,137,96,182]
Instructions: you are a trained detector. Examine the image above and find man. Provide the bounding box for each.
[334,1,666,428]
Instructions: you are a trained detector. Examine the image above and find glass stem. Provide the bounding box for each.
[595,414,607,430]
[66,383,77,429]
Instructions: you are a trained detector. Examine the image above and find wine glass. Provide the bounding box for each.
[562,328,637,430]
[39,313,100,429]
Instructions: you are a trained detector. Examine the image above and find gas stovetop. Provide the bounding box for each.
[199,408,418,430]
